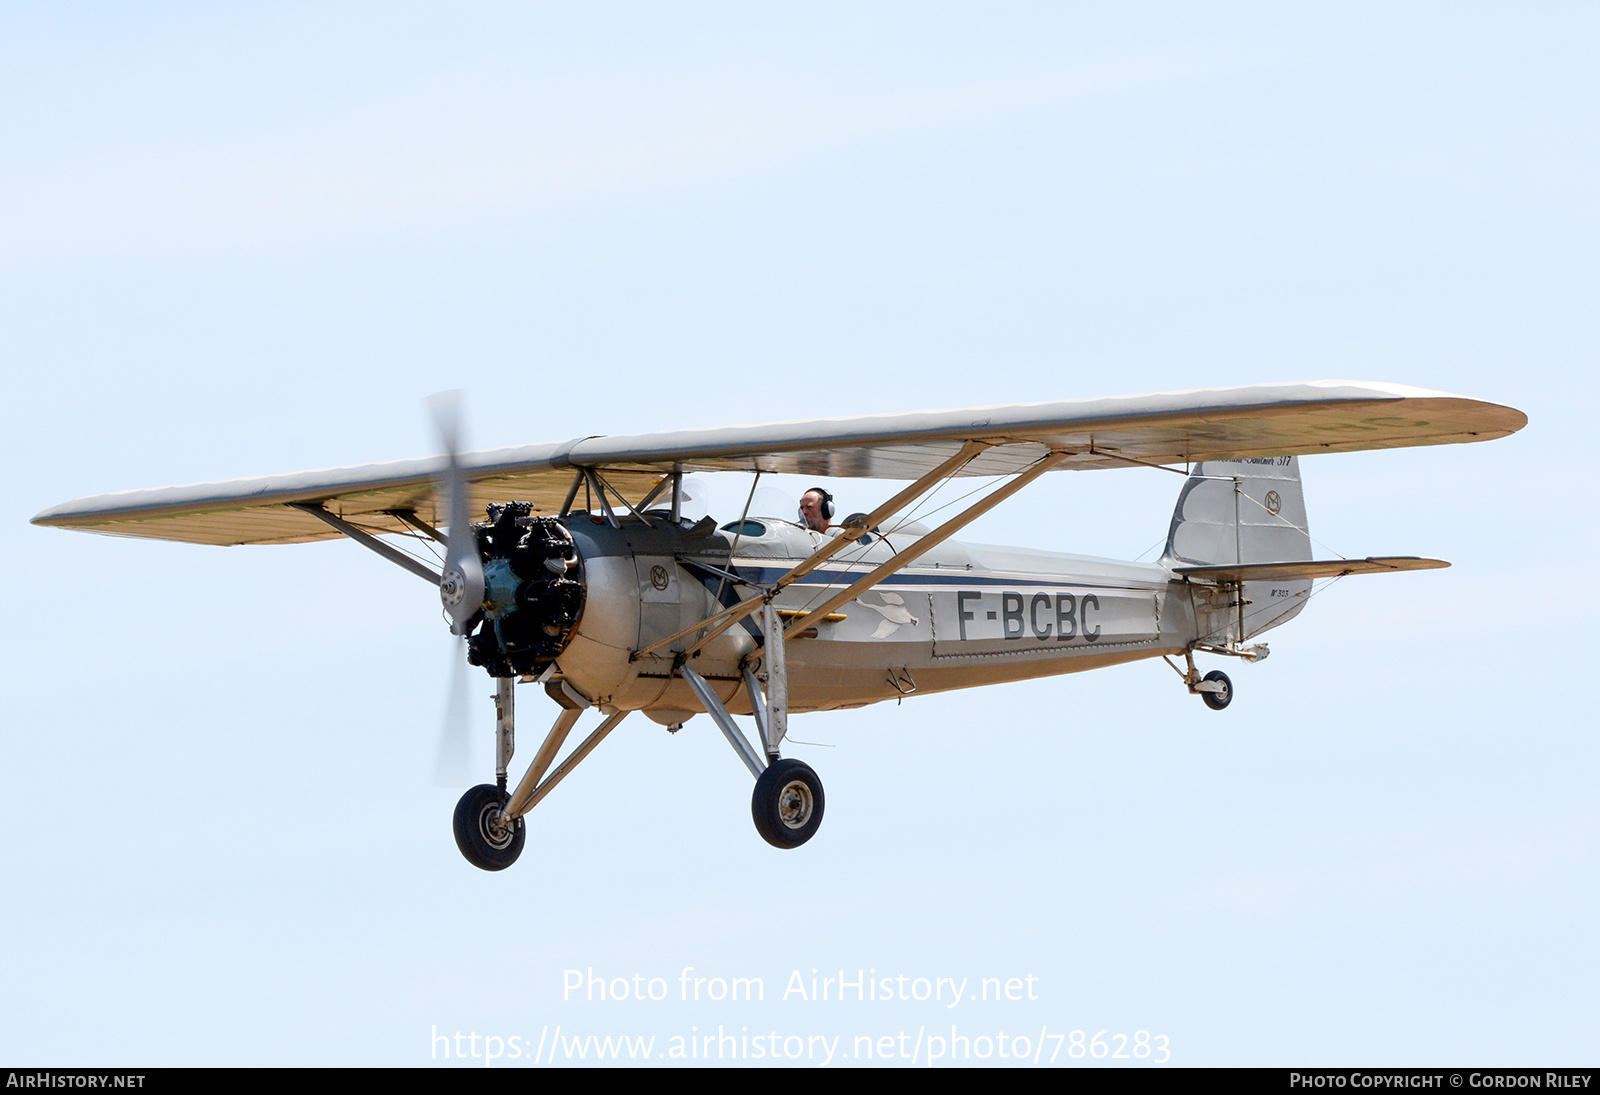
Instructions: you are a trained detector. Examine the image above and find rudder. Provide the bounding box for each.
[1162,456,1312,639]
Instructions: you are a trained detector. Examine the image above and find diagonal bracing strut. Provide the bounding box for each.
[781,449,1070,639]
[290,502,442,584]
[631,440,993,663]
[503,702,632,823]
[647,445,1070,781]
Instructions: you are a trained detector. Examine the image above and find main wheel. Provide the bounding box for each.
[751,759,825,849]
[453,784,526,871]
[1201,669,1233,711]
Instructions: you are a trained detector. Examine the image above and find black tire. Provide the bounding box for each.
[751,759,825,849]
[1201,669,1233,711]
[453,784,526,871]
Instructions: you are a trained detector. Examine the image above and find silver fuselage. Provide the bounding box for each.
[553,513,1259,720]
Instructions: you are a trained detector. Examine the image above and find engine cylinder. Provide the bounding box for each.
[465,503,584,678]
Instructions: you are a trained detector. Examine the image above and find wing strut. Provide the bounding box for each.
[657,448,1068,777]
[288,503,442,585]
[781,449,1071,639]
[630,440,992,662]
[385,508,446,543]
[583,470,621,528]
[590,468,659,527]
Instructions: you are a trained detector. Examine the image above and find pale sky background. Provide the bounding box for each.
[2,3,1594,1067]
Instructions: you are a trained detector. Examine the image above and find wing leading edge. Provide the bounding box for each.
[31,380,1525,547]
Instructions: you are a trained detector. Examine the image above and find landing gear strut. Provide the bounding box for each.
[1166,648,1237,711]
[680,602,826,849]
[453,676,526,870]
[451,675,630,871]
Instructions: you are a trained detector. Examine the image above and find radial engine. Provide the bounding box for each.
[463,502,585,678]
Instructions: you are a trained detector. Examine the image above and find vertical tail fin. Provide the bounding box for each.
[1163,457,1312,639]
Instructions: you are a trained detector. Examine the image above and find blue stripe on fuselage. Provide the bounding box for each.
[721,563,1157,592]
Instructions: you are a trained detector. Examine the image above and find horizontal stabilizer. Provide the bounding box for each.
[1173,556,1450,583]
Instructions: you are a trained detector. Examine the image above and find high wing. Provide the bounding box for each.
[31,380,1525,547]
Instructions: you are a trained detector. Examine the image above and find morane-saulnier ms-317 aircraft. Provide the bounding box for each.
[33,381,1525,870]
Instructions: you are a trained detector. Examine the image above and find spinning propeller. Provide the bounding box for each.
[430,391,483,784]
[430,391,485,637]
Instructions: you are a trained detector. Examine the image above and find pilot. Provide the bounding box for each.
[799,487,844,537]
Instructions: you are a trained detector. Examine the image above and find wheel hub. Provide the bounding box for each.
[479,802,514,849]
[777,781,813,829]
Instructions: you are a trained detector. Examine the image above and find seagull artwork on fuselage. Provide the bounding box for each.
[33,381,1526,869]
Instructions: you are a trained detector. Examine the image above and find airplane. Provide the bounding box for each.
[31,381,1526,870]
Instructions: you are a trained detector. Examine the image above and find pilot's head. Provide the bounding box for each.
[799,487,835,533]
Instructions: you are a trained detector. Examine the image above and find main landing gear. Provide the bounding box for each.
[451,675,630,871]
[449,604,823,867]
[680,603,825,850]
[681,662,827,850]
[451,665,827,866]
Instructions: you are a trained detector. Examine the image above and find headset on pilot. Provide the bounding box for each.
[798,486,844,537]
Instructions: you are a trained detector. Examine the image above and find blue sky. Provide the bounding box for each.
[2,3,1593,1066]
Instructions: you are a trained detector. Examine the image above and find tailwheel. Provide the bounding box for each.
[1200,669,1233,711]
[453,784,526,871]
[751,759,825,849]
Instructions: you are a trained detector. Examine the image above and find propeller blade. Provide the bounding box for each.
[429,391,485,637]
[432,636,473,786]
